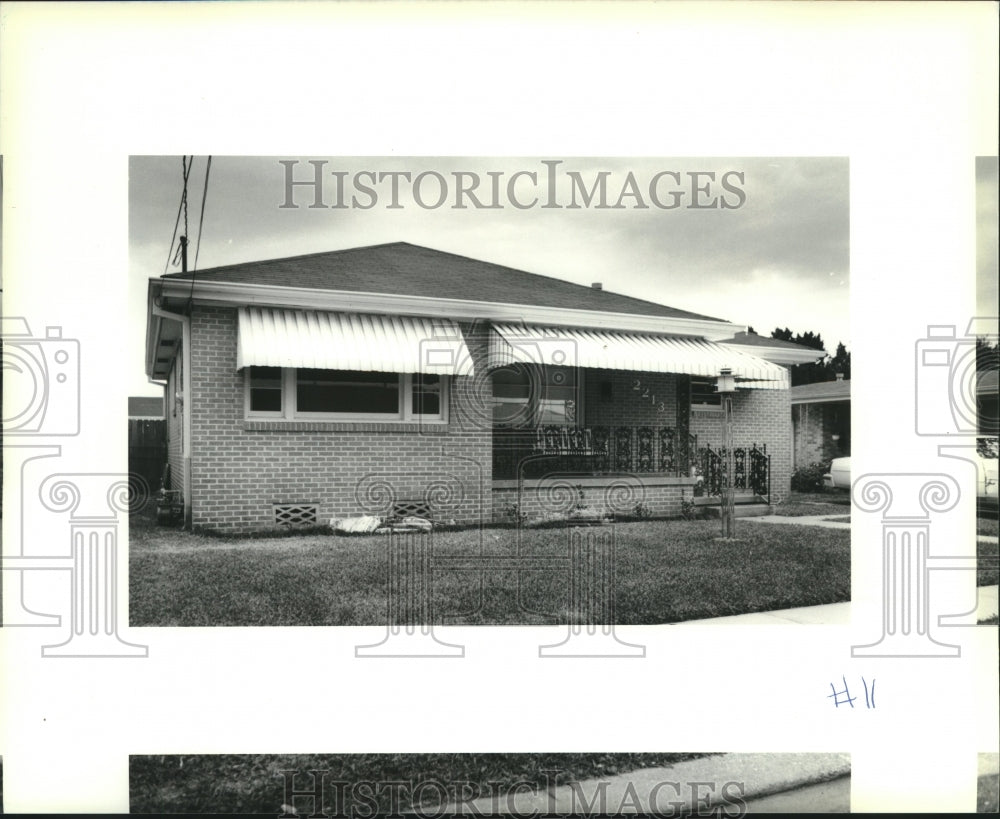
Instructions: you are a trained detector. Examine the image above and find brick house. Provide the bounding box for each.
[790,376,851,468]
[145,242,804,533]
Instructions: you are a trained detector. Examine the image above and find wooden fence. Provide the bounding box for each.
[128,419,166,502]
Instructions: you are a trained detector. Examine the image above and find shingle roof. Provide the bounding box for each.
[790,379,851,402]
[128,396,164,417]
[719,330,826,354]
[163,241,723,323]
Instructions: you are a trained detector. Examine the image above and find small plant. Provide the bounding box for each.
[500,502,527,523]
[679,491,702,521]
[791,461,831,492]
[633,502,653,519]
[690,463,705,498]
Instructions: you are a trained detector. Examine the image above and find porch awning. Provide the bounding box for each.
[489,323,789,388]
[236,307,472,374]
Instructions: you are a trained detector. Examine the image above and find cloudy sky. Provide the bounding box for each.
[129,155,850,396]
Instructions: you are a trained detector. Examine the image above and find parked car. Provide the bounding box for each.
[822,448,998,499]
[823,457,851,490]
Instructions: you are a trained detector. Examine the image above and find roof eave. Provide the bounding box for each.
[790,393,851,405]
[154,278,742,341]
[144,280,160,379]
[722,342,826,366]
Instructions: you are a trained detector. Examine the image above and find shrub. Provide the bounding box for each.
[792,461,831,492]
[499,502,527,523]
[633,502,653,520]
[679,491,704,521]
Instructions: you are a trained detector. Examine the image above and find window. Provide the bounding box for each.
[411,374,442,416]
[249,366,283,414]
[245,367,446,422]
[690,376,721,408]
[491,364,580,427]
[297,369,399,415]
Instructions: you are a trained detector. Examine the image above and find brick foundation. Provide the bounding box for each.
[493,474,699,522]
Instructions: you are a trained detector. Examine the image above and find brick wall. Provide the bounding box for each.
[690,387,793,503]
[582,370,679,428]
[792,401,850,467]
[188,306,491,533]
[493,475,696,521]
[183,305,795,529]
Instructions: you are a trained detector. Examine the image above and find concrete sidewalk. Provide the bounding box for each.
[674,586,997,625]
[744,514,851,530]
[436,752,851,815]
[678,600,851,625]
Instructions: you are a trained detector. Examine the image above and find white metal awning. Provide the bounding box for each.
[236,307,473,374]
[489,323,789,388]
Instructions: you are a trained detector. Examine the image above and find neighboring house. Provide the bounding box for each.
[790,375,851,468]
[144,241,799,532]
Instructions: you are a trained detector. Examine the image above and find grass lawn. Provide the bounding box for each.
[979,517,1000,537]
[771,491,851,518]
[786,490,851,505]
[979,540,999,587]
[772,503,850,517]
[129,752,719,814]
[130,516,851,626]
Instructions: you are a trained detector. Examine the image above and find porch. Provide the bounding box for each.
[490,424,772,520]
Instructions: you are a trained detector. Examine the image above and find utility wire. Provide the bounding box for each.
[184,155,211,312]
[164,156,192,276]
[193,156,212,272]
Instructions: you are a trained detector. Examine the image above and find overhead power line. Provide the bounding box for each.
[193,155,212,273]
[164,155,192,276]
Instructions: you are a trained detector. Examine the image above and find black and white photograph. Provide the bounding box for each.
[129,751,852,815]
[1,2,997,814]
[128,156,855,629]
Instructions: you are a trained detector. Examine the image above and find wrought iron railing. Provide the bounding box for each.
[698,444,770,503]
[492,425,698,480]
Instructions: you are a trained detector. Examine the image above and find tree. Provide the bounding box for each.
[829,342,851,381]
[770,327,850,386]
[977,336,999,373]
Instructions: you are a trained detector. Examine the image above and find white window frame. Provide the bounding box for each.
[245,367,448,423]
[246,365,285,419]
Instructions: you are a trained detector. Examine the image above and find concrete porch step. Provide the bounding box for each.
[702,503,773,518]
[693,493,765,506]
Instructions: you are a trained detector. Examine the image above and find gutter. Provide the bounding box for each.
[151,303,192,528]
[155,278,743,342]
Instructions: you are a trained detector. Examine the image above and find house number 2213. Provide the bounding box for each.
[632,379,666,412]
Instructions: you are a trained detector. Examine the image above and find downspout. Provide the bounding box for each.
[152,304,193,528]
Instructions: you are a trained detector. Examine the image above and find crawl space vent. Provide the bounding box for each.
[273,504,319,527]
